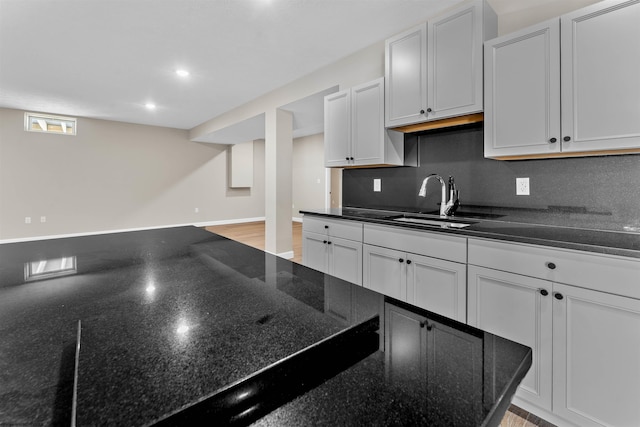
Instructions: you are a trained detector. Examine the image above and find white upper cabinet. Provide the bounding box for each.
[484,19,561,158]
[351,79,389,165]
[560,0,640,153]
[385,24,428,127]
[324,78,404,168]
[385,0,496,128]
[427,2,487,121]
[485,0,640,159]
[324,90,351,167]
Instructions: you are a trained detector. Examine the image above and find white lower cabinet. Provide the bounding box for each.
[363,224,466,323]
[304,216,640,427]
[303,233,362,285]
[552,283,640,427]
[302,216,363,285]
[302,231,329,274]
[468,238,640,427]
[468,265,553,411]
[407,253,466,322]
[363,244,406,300]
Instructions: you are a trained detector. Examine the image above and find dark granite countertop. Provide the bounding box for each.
[0,226,531,426]
[300,207,640,259]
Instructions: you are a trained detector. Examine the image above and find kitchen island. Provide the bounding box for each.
[0,226,531,426]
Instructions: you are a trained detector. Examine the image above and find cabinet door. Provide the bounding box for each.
[484,19,561,158]
[384,303,427,386]
[328,236,362,286]
[363,244,405,301]
[552,283,640,427]
[425,318,484,426]
[561,0,640,153]
[302,231,328,274]
[427,1,483,120]
[324,276,352,324]
[324,90,351,167]
[406,253,466,322]
[385,24,428,127]
[351,78,385,166]
[467,266,553,411]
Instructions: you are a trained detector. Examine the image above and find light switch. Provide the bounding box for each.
[373,178,381,192]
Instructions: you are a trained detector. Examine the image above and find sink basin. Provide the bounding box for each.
[386,215,476,229]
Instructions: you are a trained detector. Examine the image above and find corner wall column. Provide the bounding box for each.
[264,108,293,258]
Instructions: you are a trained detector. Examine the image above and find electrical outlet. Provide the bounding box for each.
[373,178,381,192]
[516,177,530,196]
[194,207,199,213]
[25,216,31,224]
[40,216,46,223]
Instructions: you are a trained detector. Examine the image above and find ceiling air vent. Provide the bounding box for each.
[24,112,76,135]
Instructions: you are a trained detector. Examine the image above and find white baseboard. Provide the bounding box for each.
[193,217,266,227]
[266,250,294,259]
[0,217,267,244]
[511,396,569,427]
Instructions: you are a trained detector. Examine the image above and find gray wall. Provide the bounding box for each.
[343,124,640,231]
[0,108,265,240]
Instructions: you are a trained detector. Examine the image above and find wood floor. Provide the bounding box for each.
[203,221,554,427]
[205,221,303,264]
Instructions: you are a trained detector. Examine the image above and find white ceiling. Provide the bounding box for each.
[0,0,474,131]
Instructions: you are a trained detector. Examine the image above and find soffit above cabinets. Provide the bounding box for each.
[192,114,266,145]
[191,86,338,145]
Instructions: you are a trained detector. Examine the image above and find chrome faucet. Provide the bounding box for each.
[418,174,460,217]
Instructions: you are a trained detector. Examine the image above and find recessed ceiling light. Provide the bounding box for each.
[176,69,190,77]
[145,103,156,110]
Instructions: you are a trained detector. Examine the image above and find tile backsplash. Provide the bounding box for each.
[342,123,640,231]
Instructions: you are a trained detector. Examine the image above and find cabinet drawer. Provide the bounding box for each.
[468,238,640,299]
[364,223,466,263]
[303,216,363,242]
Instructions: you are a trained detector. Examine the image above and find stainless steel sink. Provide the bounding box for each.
[386,215,476,229]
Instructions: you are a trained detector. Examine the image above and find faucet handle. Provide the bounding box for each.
[448,176,456,190]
